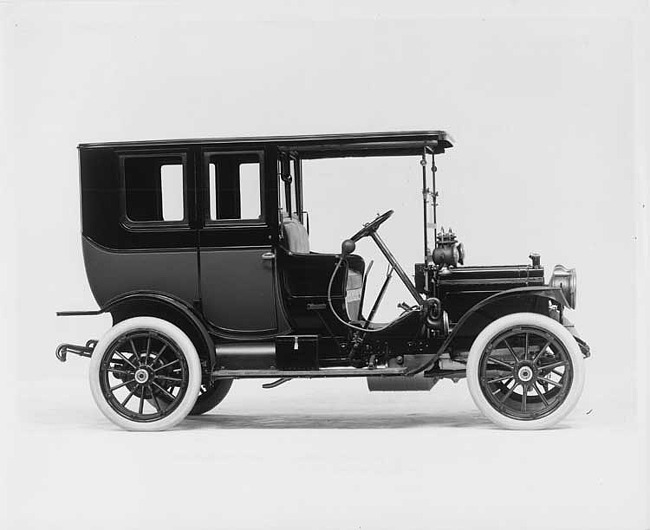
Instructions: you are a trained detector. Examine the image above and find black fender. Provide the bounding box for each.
[407,286,570,375]
[59,291,216,371]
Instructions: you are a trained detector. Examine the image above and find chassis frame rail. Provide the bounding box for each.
[212,367,408,379]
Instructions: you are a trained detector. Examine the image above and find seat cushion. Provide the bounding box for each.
[282,216,310,254]
[345,269,364,321]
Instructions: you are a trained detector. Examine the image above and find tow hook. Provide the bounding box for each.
[55,340,98,362]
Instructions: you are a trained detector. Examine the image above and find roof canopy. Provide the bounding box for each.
[79,130,453,158]
[276,130,452,158]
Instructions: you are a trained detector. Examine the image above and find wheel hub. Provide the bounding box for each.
[134,368,150,384]
[517,365,534,383]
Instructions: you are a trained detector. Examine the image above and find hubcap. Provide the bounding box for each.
[135,368,150,384]
[517,365,533,382]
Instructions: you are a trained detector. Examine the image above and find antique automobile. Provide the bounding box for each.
[56,130,590,431]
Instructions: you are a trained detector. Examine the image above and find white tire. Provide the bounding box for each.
[89,317,201,431]
[466,312,585,430]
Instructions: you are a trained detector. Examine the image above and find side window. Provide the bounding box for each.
[206,152,263,222]
[160,165,184,221]
[123,155,186,223]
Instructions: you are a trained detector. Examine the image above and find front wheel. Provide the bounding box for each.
[89,317,201,431]
[466,312,585,430]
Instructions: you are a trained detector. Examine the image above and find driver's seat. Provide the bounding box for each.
[279,214,365,323]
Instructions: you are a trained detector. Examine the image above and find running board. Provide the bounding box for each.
[212,367,408,379]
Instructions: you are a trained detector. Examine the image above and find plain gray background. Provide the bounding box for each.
[1,1,648,529]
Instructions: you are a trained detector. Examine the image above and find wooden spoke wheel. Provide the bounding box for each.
[467,313,585,429]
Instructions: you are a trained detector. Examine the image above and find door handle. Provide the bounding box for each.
[261,252,275,260]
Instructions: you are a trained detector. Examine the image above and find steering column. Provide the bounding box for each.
[349,210,422,307]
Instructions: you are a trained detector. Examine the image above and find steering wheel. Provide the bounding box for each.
[350,210,394,242]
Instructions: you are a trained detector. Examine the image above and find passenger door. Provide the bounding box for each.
[198,149,278,334]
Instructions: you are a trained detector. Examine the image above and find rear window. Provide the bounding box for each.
[122,154,186,223]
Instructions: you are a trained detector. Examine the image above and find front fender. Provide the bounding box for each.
[407,286,572,375]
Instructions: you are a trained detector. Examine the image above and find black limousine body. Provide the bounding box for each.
[57,130,590,430]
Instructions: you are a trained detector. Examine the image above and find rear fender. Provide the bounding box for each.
[101,291,216,370]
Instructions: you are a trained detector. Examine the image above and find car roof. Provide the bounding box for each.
[78,130,453,158]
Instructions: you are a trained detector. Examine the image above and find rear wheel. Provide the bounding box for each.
[152,378,233,416]
[190,379,233,415]
[466,312,585,430]
[89,317,201,431]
